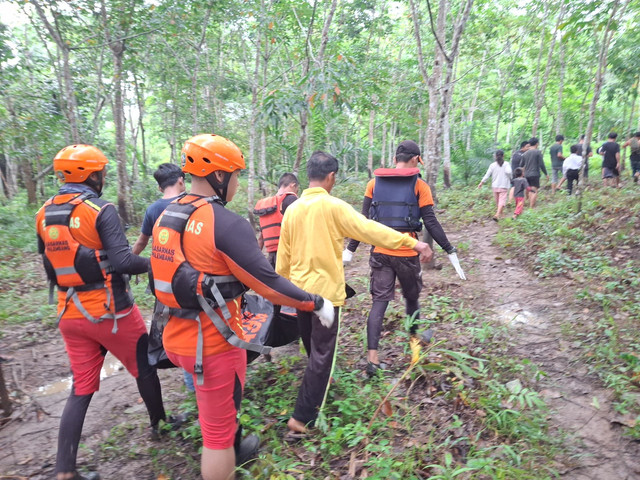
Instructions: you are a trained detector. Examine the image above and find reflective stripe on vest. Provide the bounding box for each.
[42,193,117,328]
[369,168,422,232]
[150,195,270,385]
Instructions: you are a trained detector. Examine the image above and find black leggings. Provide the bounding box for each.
[367,298,420,350]
[56,334,166,474]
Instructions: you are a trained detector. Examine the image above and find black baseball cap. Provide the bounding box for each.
[395,140,424,164]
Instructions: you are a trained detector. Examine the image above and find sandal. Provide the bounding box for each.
[283,430,309,443]
[366,361,387,378]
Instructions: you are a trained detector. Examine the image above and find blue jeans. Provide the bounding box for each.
[183,369,195,392]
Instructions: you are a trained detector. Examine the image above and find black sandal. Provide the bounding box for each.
[366,361,387,378]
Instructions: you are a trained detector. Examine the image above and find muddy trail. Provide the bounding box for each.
[443,220,640,480]
[1,220,640,479]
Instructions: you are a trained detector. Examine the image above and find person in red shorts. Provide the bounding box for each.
[151,134,333,480]
[36,145,170,480]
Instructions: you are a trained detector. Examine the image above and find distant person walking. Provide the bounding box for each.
[511,167,529,219]
[549,135,565,194]
[622,131,640,184]
[597,132,621,188]
[558,145,583,195]
[132,163,186,255]
[511,141,529,172]
[478,150,512,221]
[572,135,593,182]
[508,141,529,204]
[522,137,548,208]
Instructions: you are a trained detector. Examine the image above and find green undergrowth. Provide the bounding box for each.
[446,183,640,438]
[0,194,56,327]
[156,296,559,479]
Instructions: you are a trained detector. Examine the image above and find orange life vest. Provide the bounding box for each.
[38,192,125,330]
[253,192,296,252]
[150,195,270,384]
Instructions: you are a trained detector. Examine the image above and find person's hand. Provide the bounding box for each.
[314,296,335,328]
[413,241,433,263]
[477,182,483,189]
[448,252,466,280]
[342,249,353,264]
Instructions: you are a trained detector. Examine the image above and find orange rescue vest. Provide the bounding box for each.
[40,193,127,331]
[150,195,270,384]
[253,192,296,252]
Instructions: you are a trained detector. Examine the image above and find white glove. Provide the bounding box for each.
[448,252,466,280]
[342,249,353,263]
[314,297,335,328]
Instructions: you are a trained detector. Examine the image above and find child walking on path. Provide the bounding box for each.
[478,150,512,221]
[557,145,583,195]
[512,167,529,219]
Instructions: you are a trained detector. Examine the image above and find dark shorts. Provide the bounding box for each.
[602,167,619,178]
[630,154,640,175]
[267,251,277,269]
[369,252,423,302]
[525,176,540,189]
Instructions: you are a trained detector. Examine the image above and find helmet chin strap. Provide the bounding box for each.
[84,171,104,196]
[205,171,231,205]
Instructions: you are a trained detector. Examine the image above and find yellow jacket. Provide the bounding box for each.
[276,187,419,306]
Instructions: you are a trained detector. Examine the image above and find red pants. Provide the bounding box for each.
[167,348,246,449]
[514,197,525,216]
[59,306,147,395]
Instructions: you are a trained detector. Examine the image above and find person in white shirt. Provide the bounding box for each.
[478,150,512,221]
[557,145,583,195]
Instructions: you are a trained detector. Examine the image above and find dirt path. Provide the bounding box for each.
[444,220,640,480]
[0,320,188,479]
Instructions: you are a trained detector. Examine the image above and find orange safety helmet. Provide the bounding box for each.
[53,144,109,183]
[181,134,245,177]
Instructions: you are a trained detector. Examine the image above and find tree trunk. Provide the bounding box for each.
[436,0,473,189]
[111,49,133,224]
[381,122,387,168]
[576,0,627,210]
[248,19,262,216]
[170,83,179,163]
[134,73,148,174]
[30,1,81,143]
[442,109,452,188]
[389,121,396,166]
[367,109,375,177]
[532,3,565,136]
[531,0,550,136]
[100,0,134,224]
[293,0,338,172]
[555,39,566,135]
[89,48,107,145]
[467,49,487,150]
[20,156,37,205]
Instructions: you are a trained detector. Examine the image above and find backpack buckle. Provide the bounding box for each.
[194,363,203,375]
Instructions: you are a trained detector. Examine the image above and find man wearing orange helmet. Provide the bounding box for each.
[36,145,170,480]
[150,134,334,480]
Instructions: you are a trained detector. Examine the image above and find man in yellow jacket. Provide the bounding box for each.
[276,151,432,438]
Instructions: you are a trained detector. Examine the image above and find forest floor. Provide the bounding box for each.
[1,192,640,479]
